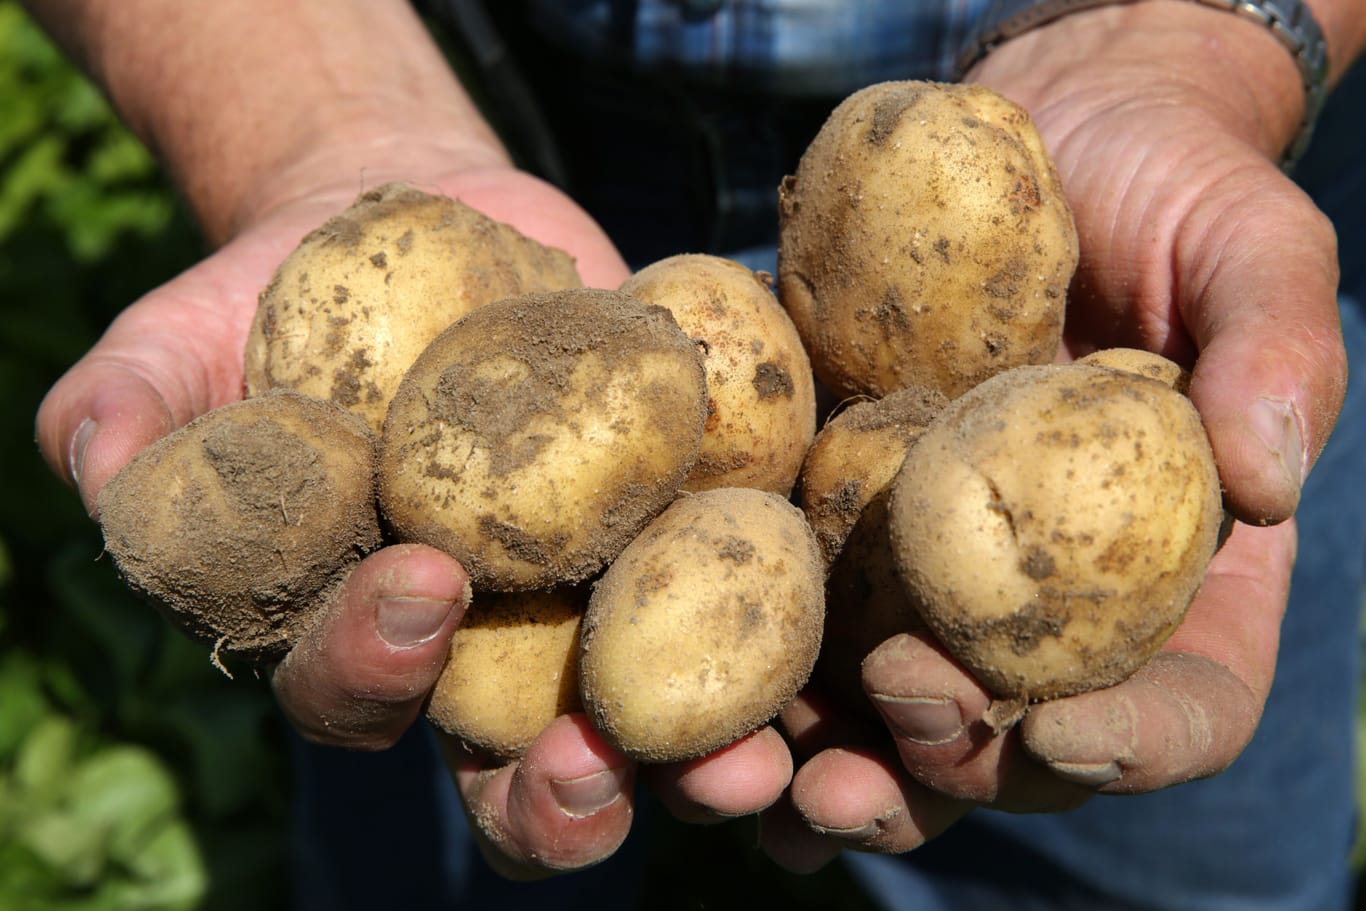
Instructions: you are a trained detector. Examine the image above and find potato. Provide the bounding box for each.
[619,253,817,495]
[427,585,587,761]
[797,385,947,568]
[97,389,382,666]
[778,81,1077,401]
[379,288,708,591]
[1078,347,1191,394]
[243,182,582,434]
[579,488,825,762]
[796,387,946,707]
[887,363,1223,703]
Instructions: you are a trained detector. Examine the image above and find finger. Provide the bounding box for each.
[450,714,636,879]
[271,544,468,749]
[777,685,884,760]
[1178,173,1345,524]
[36,253,262,513]
[788,746,971,855]
[1023,520,1292,792]
[1021,652,1257,792]
[861,632,1089,811]
[758,794,846,874]
[643,726,793,824]
[37,363,178,516]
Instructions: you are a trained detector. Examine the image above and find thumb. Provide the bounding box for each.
[37,361,178,516]
[1182,185,1345,525]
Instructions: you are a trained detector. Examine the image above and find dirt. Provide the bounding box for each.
[381,288,708,589]
[98,392,381,667]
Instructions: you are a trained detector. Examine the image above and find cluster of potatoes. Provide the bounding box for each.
[97,81,1226,766]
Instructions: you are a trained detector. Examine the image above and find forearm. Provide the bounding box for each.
[20,0,510,244]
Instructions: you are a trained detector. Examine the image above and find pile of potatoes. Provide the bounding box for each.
[98,81,1226,767]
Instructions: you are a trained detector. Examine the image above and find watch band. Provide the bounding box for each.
[955,0,1329,171]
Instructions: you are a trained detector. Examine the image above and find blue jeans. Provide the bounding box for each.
[288,58,1366,911]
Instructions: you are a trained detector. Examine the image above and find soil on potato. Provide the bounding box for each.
[382,288,706,589]
[428,295,687,462]
[99,399,380,665]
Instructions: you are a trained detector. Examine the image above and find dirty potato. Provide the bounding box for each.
[579,488,825,762]
[887,363,1223,703]
[620,253,817,496]
[778,81,1077,401]
[244,183,582,433]
[379,288,708,591]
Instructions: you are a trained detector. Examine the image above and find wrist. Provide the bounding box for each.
[227,117,512,243]
[967,1,1306,165]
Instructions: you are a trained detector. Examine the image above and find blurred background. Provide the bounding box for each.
[1,1,1363,909]
[0,3,290,908]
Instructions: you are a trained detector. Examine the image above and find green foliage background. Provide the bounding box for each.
[0,4,289,908]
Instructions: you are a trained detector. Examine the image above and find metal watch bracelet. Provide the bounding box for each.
[954,0,1329,171]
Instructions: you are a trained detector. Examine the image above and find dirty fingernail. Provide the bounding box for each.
[870,694,964,746]
[376,596,456,648]
[1046,759,1122,787]
[809,820,880,841]
[551,768,629,819]
[1250,397,1306,490]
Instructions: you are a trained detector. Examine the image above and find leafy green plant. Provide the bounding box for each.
[0,3,289,909]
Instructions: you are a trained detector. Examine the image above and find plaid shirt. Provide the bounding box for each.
[522,0,990,95]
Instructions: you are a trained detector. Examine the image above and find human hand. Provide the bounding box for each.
[760,2,1349,869]
[448,718,793,878]
[36,152,798,876]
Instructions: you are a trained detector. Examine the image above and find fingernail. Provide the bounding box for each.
[869,694,964,746]
[551,768,628,819]
[376,596,456,648]
[70,418,96,487]
[1046,759,1122,787]
[1250,397,1306,490]
[809,820,880,841]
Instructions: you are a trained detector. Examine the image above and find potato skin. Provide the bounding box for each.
[797,387,945,707]
[579,488,825,762]
[619,254,817,496]
[97,390,382,665]
[426,585,587,762]
[887,364,1223,700]
[1078,347,1191,394]
[798,385,946,568]
[244,183,582,434]
[379,288,708,591]
[778,81,1077,401]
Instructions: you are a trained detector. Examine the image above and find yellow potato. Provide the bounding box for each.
[620,254,817,496]
[427,585,587,761]
[579,488,825,762]
[1078,347,1191,394]
[244,183,582,433]
[778,81,1077,401]
[797,385,946,568]
[887,363,1223,702]
[796,387,946,708]
[379,288,708,591]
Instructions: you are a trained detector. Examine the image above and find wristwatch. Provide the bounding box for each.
[955,0,1330,171]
